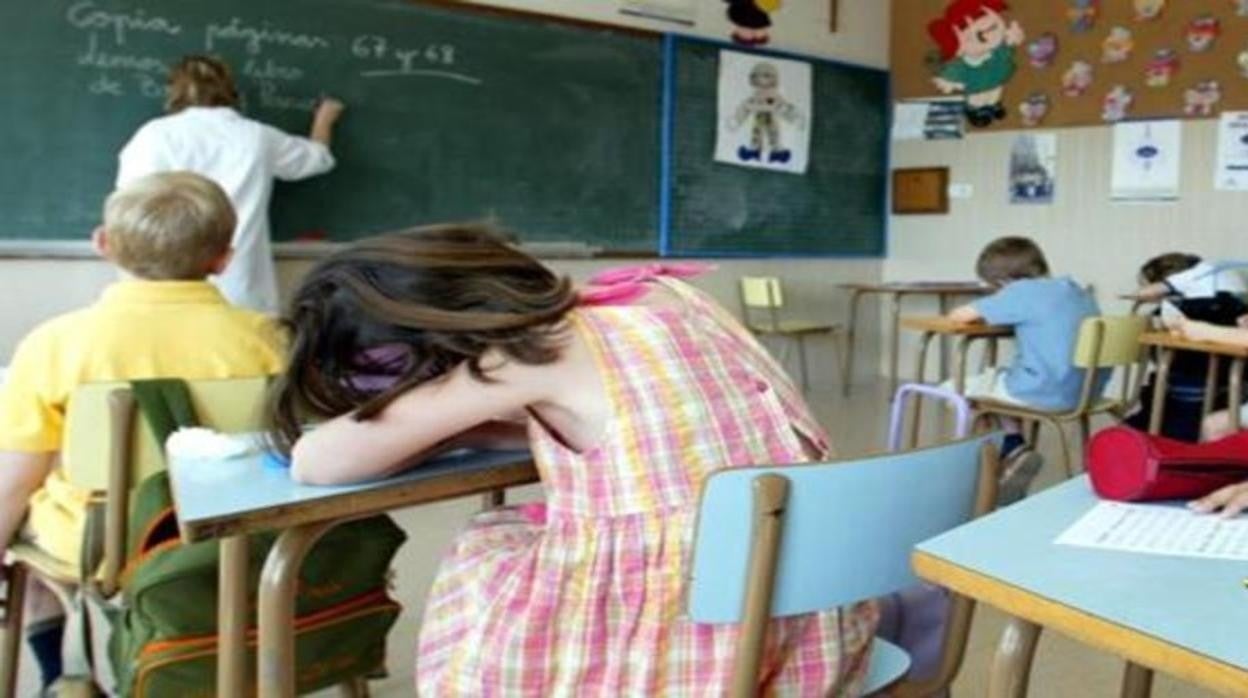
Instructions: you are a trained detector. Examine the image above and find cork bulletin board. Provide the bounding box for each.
[891,1,1248,130]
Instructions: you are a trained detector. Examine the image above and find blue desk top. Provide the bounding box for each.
[916,477,1248,673]
[169,443,533,538]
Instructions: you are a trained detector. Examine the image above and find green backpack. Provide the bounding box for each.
[106,379,407,697]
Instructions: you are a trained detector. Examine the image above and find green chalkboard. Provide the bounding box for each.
[666,38,888,256]
[0,0,660,250]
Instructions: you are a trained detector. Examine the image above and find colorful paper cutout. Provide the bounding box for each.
[1187,15,1220,53]
[1068,0,1099,33]
[1102,26,1134,63]
[1027,33,1059,68]
[1062,60,1095,96]
[1103,85,1134,121]
[725,0,780,46]
[1239,49,1248,78]
[927,0,1025,128]
[1019,92,1050,126]
[1184,80,1222,116]
[1145,48,1180,87]
[1133,0,1166,21]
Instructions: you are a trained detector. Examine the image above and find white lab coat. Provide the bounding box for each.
[117,106,335,313]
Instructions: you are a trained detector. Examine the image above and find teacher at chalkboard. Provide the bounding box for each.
[116,55,344,313]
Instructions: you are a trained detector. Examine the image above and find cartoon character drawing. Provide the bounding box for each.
[1102,26,1134,63]
[1144,49,1179,87]
[1133,0,1166,21]
[726,62,805,164]
[1061,60,1094,96]
[1184,80,1222,116]
[1187,16,1220,53]
[928,0,1025,128]
[1239,49,1248,78]
[1018,92,1049,126]
[1102,85,1134,122]
[724,0,780,46]
[1068,0,1099,33]
[1027,33,1058,68]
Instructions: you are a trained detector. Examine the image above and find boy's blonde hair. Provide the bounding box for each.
[975,236,1050,287]
[104,171,235,280]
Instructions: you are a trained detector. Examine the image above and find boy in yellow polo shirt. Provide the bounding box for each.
[0,171,284,691]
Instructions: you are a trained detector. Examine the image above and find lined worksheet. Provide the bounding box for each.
[1056,501,1248,561]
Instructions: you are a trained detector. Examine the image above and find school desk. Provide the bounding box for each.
[913,477,1248,698]
[167,445,538,698]
[841,282,991,397]
[1139,331,1248,434]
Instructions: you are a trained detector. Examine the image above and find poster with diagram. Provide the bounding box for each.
[1215,111,1248,191]
[1111,120,1181,202]
[714,49,812,174]
[1009,133,1056,204]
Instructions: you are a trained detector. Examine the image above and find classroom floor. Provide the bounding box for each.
[13,380,1220,697]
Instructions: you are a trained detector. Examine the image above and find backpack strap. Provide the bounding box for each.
[129,378,201,449]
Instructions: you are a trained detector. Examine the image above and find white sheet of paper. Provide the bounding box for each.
[1111,120,1181,202]
[1215,111,1248,191]
[1056,501,1248,561]
[892,103,930,141]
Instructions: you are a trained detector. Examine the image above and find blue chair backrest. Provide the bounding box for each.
[688,434,995,623]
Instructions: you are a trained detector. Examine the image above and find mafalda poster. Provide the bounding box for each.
[715,49,812,175]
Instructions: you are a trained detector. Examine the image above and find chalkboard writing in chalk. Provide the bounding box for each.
[0,0,661,251]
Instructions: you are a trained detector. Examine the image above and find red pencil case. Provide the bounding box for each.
[1086,426,1248,502]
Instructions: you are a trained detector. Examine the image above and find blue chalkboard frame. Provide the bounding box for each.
[657,34,892,259]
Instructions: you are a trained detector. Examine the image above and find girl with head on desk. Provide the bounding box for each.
[266,224,877,696]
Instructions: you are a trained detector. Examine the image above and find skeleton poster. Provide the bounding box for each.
[714,50,812,175]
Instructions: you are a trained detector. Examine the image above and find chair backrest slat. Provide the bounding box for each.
[740,277,784,309]
[1072,316,1148,368]
[687,434,995,623]
[62,376,272,492]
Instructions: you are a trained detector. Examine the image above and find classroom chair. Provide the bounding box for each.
[688,434,999,697]
[0,378,373,698]
[972,316,1149,479]
[739,276,847,392]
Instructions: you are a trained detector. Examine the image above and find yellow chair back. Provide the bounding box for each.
[61,376,272,492]
[1072,316,1148,369]
[740,277,784,309]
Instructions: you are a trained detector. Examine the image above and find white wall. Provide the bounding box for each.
[886,120,1248,378]
[460,0,889,67]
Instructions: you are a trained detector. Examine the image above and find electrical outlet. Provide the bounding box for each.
[948,183,973,199]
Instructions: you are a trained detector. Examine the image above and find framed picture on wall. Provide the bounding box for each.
[891,167,949,214]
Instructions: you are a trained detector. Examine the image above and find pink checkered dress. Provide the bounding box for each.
[416,272,877,696]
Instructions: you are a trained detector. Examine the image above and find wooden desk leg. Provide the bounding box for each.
[954,336,973,396]
[1230,358,1244,431]
[985,337,999,371]
[1201,355,1221,422]
[481,490,506,510]
[1148,349,1174,435]
[258,521,337,698]
[844,289,865,398]
[218,536,249,698]
[987,616,1041,698]
[0,562,28,698]
[1120,662,1154,698]
[889,292,903,399]
[938,293,951,381]
[908,331,936,449]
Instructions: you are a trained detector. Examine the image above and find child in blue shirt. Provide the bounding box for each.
[947,237,1103,503]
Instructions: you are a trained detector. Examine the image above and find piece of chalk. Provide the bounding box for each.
[262,450,292,470]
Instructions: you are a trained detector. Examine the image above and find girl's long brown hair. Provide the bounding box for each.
[266,224,577,455]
